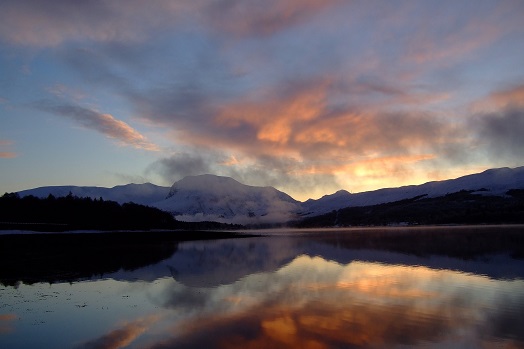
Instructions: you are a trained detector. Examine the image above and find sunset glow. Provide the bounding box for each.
[1,0,523,199]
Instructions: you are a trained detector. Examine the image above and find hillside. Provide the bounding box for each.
[152,174,301,224]
[296,189,524,227]
[13,166,524,225]
[18,183,170,205]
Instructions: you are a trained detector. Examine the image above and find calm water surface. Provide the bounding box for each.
[1,227,524,348]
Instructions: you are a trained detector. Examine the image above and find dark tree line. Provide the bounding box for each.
[0,192,177,230]
[295,189,524,228]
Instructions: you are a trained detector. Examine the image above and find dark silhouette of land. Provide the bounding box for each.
[296,190,524,227]
[0,192,241,231]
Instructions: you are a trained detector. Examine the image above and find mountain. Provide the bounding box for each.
[301,166,524,217]
[151,174,301,224]
[14,166,524,224]
[17,183,170,205]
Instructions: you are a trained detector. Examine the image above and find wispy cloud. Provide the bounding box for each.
[0,0,191,46]
[0,152,16,159]
[205,0,342,37]
[0,140,17,158]
[37,103,160,151]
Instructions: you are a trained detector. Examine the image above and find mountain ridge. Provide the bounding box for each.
[15,166,524,224]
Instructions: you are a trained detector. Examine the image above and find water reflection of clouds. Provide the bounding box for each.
[76,315,160,349]
[146,256,524,348]
[0,314,17,334]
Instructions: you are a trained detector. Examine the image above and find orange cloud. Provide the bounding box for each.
[215,79,327,147]
[210,79,453,164]
[486,85,524,109]
[0,152,16,158]
[37,103,160,151]
[96,113,160,151]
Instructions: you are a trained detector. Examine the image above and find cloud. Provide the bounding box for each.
[36,102,160,151]
[474,107,524,162]
[147,152,216,182]
[148,151,341,200]
[0,140,17,159]
[0,0,341,47]
[0,152,16,159]
[0,0,192,46]
[77,315,159,349]
[483,84,524,110]
[205,0,342,37]
[5,0,523,196]
[140,75,468,197]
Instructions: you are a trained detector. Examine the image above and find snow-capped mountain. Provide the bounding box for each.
[18,183,170,205]
[301,166,524,216]
[151,174,301,224]
[15,166,524,224]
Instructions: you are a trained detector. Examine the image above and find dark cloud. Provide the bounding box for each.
[475,107,524,161]
[147,152,216,183]
[147,151,340,199]
[36,102,159,151]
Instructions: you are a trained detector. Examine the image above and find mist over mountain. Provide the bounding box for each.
[152,174,301,224]
[16,166,524,224]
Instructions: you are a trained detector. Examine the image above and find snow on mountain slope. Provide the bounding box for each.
[151,174,301,224]
[14,166,524,223]
[18,183,170,205]
[301,166,524,217]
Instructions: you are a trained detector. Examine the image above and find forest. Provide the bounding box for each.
[0,193,241,231]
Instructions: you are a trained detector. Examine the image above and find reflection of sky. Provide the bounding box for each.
[2,254,523,348]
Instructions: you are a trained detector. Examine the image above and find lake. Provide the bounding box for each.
[1,226,524,348]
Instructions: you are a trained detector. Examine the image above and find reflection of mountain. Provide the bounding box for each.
[3,227,523,287]
[110,226,524,287]
[0,232,178,286]
[0,231,242,286]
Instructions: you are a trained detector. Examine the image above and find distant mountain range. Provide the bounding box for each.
[17,183,170,206]
[16,166,524,224]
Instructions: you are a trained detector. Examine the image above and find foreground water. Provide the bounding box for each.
[1,227,524,348]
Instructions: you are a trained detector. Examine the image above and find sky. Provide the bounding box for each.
[1,0,523,201]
